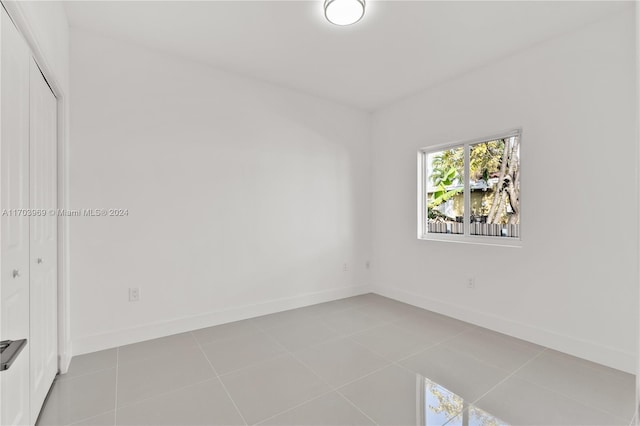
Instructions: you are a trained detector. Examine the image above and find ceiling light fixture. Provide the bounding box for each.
[324,0,365,26]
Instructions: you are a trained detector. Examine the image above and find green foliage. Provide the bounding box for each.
[429,185,463,209]
[430,140,505,184]
[429,150,463,210]
[427,138,520,225]
[469,139,504,181]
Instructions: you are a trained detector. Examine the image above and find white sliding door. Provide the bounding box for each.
[29,58,58,424]
[0,7,32,426]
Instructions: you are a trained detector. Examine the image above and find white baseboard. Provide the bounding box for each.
[72,285,371,357]
[58,345,72,375]
[372,284,636,374]
[72,283,635,375]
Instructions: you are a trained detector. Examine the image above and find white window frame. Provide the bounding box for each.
[417,129,522,247]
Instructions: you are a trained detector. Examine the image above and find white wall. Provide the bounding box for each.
[70,29,372,354]
[371,10,637,373]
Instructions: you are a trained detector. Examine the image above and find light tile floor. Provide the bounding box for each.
[37,294,635,426]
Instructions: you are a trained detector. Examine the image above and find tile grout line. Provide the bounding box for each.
[196,328,291,377]
[253,389,337,425]
[258,328,381,426]
[505,359,634,423]
[48,302,481,426]
[191,331,249,426]
[409,325,476,360]
[216,352,291,378]
[203,326,294,378]
[471,346,632,423]
[107,324,220,413]
[63,296,633,425]
[391,341,534,425]
[531,352,636,422]
[333,388,380,426]
[354,316,634,423]
[469,347,549,407]
[209,322,343,425]
[259,316,339,339]
[248,302,390,424]
[64,359,121,426]
[253,301,488,425]
[190,331,219,377]
[115,377,219,413]
[544,347,637,377]
[288,352,381,426]
[221,300,402,356]
[66,409,117,426]
[345,332,461,415]
[61,299,382,423]
[434,328,548,371]
[191,324,264,346]
[250,302,370,332]
[345,320,474,367]
[56,364,117,383]
[345,327,512,425]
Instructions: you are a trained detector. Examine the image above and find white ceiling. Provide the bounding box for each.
[64,1,631,110]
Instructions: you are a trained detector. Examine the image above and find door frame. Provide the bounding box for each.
[1,1,71,373]
[636,2,639,425]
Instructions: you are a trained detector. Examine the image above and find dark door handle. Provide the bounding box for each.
[0,339,27,371]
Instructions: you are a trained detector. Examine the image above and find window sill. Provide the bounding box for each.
[419,233,522,248]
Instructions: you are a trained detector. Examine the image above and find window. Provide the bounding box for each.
[418,130,521,243]
[421,375,507,425]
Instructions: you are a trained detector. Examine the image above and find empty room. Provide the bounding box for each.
[0,0,638,425]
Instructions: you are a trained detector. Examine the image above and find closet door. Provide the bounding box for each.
[0,7,32,426]
[29,58,58,424]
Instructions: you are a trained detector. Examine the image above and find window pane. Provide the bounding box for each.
[469,136,520,238]
[424,378,464,424]
[426,146,464,235]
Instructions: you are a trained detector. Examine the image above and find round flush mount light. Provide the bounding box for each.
[324,0,365,26]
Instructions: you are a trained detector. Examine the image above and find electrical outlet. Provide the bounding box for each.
[343,263,348,272]
[129,287,140,302]
[466,277,475,289]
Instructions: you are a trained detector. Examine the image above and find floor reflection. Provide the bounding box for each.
[420,376,508,426]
